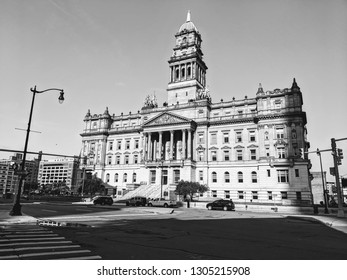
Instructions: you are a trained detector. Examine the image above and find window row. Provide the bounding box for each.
[198,127,296,146]
[210,190,302,201]
[106,173,137,183]
[107,154,139,165]
[200,169,292,184]
[108,139,140,151]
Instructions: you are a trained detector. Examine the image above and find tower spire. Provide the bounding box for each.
[186,10,191,22]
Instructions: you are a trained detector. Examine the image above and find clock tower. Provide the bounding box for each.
[167,11,208,105]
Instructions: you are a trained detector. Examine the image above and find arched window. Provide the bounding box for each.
[187,66,191,78]
[123,173,127,183]
[133,173,137,183]
[252,171,257,183]
[212,172,217,183]
[181,68,185,79]
[224,172,230,183]
[114,173,118,182]
[238,171,243,183]
[106,173,110,183]
[175,68,179,80]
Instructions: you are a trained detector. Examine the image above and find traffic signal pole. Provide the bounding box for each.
[331,138,346,217]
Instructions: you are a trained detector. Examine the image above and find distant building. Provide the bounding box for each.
[310,171,327,204]
[38,158,80,193]
[80,12,312,204]
[0,153,39,197]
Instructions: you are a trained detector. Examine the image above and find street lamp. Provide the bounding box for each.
[10,86,65,216]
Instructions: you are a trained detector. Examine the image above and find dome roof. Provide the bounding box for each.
[178,11,198,33]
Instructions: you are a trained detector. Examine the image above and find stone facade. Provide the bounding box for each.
[80,12,312,204]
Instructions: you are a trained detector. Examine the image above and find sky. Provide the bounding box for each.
[0,0,346,181]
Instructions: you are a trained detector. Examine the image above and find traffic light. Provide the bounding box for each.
[337,148,343,165]
[38,151,42,162]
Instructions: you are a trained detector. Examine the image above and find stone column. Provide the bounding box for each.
[143,133,148,161]
[159,131,163,159]
[187,129,192,159]
[182,129,186,159]
[148,132,152,161]
[170,130,174,160]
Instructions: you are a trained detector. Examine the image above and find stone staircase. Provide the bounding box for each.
[120,184,170,200]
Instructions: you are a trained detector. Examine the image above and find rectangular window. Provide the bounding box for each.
[295,169,299,177]
[107,156,112,165]
[238,191,244,199]
[281,191,288,199]
[124,155,129,164]
[267,169,271,177]
[198,133,204,144]
[249,131,256,142]
[116,156,120,165]
[223,132,229,144]
[277,170,289,183]
[252,191,258,200]
[237,150,243,161]
[224,190,230,199]
[212,190,217,197]
[276,128,284,139]
[224,150,230,161]
[125,140,130,150]
[250,149,257,160]
[266,147,270,157]
[210,133,217,145]
[109,141,113,151]
[174,170,180,183]
[150,170,156,184]
[199,170,203,181]
[135,139,139,149]
[277,147,286,159]
[134,155,138,164]
[198,151,204,161]
[236,131,242,143]
[211,151,217,161]
[268,191,273,200]
[117,140,122,150]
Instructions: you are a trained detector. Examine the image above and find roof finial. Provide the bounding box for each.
[187,10,191,22]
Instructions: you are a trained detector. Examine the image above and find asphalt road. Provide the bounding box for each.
[3,202,347,260]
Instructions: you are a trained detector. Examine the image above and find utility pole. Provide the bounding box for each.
[331,138,345,217]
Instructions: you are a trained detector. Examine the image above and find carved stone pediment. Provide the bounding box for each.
[144,112,192,127]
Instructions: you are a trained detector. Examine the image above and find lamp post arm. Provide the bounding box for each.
[31,87,64,94]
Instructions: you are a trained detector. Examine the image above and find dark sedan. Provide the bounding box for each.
[206,199,235,211]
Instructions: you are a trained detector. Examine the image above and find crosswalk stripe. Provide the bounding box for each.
[64,255,102,260]
[0,245,81,253]
[19,249,92,258]
[0,241,72,247]
[1,234,59,238]
[0,237,65,242]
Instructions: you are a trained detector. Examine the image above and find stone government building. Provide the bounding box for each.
[80,12,312,204]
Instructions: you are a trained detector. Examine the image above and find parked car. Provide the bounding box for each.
[126,196,147,206]
[147,198,177,208]
[206,199,235,211]
[93,196,114,206]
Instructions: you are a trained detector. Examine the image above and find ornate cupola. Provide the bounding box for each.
[167,11,208,105]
